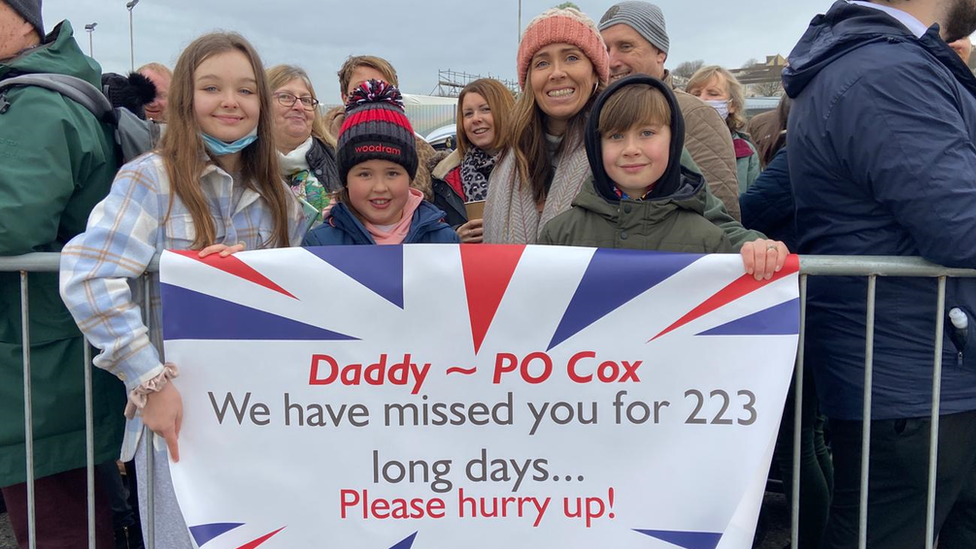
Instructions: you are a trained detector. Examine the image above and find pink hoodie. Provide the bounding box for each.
[362,188,425,245]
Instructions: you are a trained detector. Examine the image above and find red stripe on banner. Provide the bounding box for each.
[234,527,286,549]
[173,251,298,300]
[461,244,526,354]
[342,108,412,132]
[650,255,800,341]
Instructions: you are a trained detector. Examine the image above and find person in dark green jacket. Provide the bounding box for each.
[540,75,788,278]
[0,7,125,547]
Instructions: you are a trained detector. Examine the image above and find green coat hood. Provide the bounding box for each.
[0,21,101,86]
[572,171,709,223]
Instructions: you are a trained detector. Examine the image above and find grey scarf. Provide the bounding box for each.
[483,142,591,244]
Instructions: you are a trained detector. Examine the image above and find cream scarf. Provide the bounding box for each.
[277,137,314,175]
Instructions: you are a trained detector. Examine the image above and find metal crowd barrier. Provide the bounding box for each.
[2,252,975,549]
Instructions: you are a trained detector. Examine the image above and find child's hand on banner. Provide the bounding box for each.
[198,242,246,258]
[143,382,184,462]
[740,239,790,281]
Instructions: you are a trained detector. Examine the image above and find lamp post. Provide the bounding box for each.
[126,0,140,71]
[84,22,97,57]
[518,0,522,46]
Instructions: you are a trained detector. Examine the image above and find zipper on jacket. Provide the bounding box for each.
[949,307,968,367]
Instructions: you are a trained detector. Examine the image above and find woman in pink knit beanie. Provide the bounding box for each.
[484,7,610,244]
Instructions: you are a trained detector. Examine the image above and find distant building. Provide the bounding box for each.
[730,55,787,98]
[745,97,781,118]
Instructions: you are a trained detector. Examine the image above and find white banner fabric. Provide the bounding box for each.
[159,244,800,549]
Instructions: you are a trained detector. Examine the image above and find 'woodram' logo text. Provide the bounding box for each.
[355,143,401,155]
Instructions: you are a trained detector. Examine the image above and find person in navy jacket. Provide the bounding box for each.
[785,1,976,547]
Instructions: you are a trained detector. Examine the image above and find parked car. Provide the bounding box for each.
[425,124,457,151]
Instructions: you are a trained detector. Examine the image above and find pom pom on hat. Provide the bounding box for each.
[344,79,405,113]
[337,79,418,184]
[101,72,157,120]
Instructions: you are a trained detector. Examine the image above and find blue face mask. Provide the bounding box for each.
[202,128,258,156]
[704,99,730,121]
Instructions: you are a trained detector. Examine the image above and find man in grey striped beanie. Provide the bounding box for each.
[599,1,669,81]
[599,0,743,222]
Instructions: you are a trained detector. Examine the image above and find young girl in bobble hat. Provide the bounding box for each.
[61,32,305,548]
[303,80,459,246]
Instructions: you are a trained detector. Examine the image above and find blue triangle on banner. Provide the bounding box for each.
[548,250,701,350]
[388,532,418,549]
[188,523,243,547]
[634,529,722,549]
[306,246,405,308]
[161,284,358,342]
[696,299,800,336]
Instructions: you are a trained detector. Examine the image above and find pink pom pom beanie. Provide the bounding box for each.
[516,8,610,90]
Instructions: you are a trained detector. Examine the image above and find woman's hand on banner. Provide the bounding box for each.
[143,381,184,462]
[457,219,484,243]
[740,239,790,281]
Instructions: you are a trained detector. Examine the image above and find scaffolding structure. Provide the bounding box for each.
[433,69,519,97]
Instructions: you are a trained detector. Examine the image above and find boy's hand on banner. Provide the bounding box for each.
[143,381,184,462]
[198,242,247,258]
[740,239,790,281]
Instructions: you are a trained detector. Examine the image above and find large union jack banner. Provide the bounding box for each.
[159,245,799,549]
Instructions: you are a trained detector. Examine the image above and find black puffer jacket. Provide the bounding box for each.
[306,137,342,193]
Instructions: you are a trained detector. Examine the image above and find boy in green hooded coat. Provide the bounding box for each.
[540,75,788,279]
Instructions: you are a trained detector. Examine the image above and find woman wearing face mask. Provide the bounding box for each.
[687,66,760,194]
[432,78,515,241]
[268,64,342,227]
[483,7,610,244]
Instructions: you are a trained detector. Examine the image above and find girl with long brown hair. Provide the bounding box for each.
[483,7,610,244]
[61,32,303,548]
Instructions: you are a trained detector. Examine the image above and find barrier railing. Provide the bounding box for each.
[2,252,974,549]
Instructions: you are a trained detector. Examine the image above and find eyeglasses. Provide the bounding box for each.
[275,92,320,110]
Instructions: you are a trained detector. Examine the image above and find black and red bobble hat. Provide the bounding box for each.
[336,79,418,184]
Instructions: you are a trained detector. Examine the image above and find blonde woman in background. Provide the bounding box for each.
[268,64,341,225]
[687,65,760,193]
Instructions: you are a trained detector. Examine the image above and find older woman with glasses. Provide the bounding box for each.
[268,64,341,225]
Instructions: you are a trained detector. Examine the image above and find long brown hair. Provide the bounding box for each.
[758,95,792,168]
[508,66,604,202]
[266,64,336,148]
[160,32,292,249]
[456,78,515,157]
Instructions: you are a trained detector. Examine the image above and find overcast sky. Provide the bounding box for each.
[44,0,841,99]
